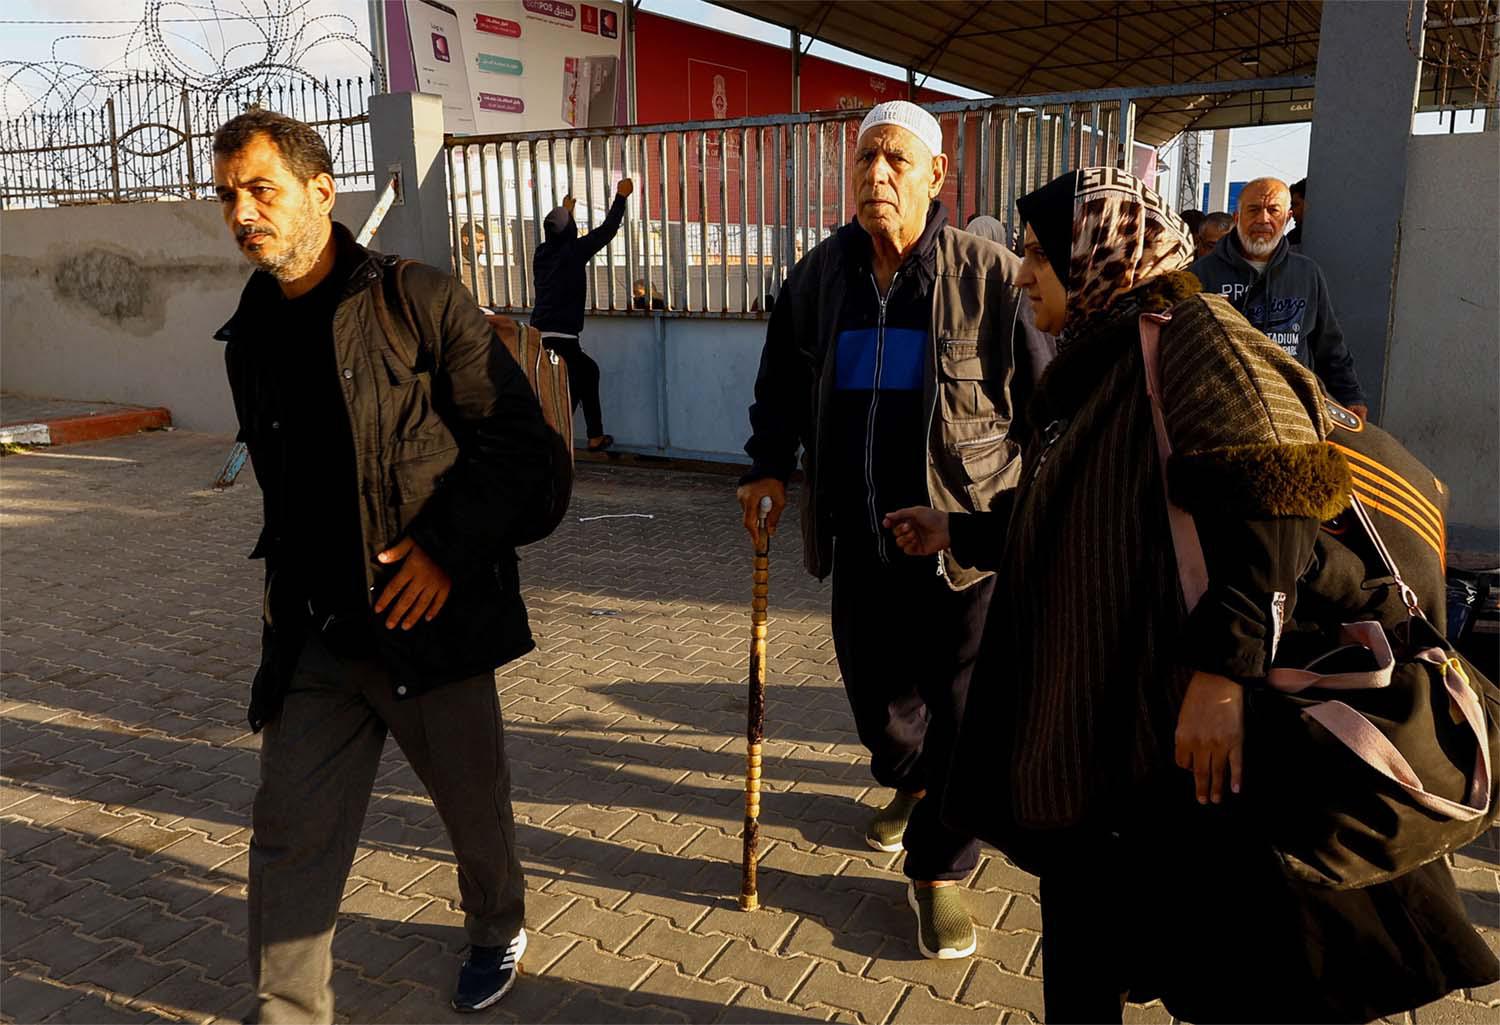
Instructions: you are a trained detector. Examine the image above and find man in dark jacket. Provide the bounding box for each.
[531,180,632,451]
[1189,176,1367,417]
[1288,176,1306,248]
[213,110,554,1022]
[737,101,1026,962]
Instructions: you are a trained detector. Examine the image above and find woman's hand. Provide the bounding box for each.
[882,507,951,556]
[1175,671,1245,804]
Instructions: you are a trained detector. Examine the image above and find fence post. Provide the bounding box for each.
[1117,94,1136,170]
[181,88,196,200]
[106,97,122,202]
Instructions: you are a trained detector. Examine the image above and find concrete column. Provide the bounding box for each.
[367,91,450,268]
[1305,0,1425,418]
[1206,129,1232,211]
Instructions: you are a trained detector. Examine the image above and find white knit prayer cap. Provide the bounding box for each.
[857,100,944,158]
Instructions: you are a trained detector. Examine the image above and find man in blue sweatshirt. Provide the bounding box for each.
[1189,177,1367,418]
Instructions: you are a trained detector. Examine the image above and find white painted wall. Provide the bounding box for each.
[1385,132,1500,540]
[0,192,376,433]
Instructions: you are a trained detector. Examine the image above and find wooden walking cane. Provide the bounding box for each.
[740,495,772,911]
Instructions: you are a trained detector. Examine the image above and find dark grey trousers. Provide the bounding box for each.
[247,634,526,1024]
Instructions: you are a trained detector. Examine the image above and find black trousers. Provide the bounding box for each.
[830,539,992,881]
[248,634,525,1023]
[540,334,604,438]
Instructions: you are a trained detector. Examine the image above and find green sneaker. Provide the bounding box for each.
[907,882,977,960]
[864,790,922,852]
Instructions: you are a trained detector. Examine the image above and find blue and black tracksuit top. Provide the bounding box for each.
[829,205,947,563]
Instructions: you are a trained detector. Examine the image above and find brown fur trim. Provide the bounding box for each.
[1168,443,1352,520]
[1142,269,1202,313]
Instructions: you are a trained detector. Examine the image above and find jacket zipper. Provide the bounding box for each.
[865,270,899,564]
[926,295,944,580]
[955,432,1005,449]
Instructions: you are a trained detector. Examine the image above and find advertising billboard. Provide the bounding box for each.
[390,0,626,134]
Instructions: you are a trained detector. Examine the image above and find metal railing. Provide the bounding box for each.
[444,76,1312,318]
[0,74,376,209]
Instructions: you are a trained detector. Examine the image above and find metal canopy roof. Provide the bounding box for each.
[707,1,1495,146]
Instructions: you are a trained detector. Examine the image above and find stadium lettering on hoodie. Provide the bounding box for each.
[1214,284,1309,359]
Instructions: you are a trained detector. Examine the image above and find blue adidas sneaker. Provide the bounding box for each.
[451,929,526,1012]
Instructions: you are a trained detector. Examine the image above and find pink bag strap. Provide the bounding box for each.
[1137,313,1208,613]
[1304,652,1491,821]
[1265,621,1395,693]
[1138,314,1491,823]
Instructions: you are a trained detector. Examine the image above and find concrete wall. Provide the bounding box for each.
[0,189,766,461]
[1304,0,1424,417]
[1385,132,1500,543]
[568,314,764,462]
[0,192,377,433]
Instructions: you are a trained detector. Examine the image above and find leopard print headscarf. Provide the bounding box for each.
[1019,167,1196,343]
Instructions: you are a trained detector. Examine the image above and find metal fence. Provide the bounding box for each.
[0,74,376,209]
[444,76,1311,318]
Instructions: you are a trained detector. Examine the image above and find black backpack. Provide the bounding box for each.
[373,257,573,546]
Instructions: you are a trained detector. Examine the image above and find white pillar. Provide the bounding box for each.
[368,91,450,268]
[1207,129,1232,212]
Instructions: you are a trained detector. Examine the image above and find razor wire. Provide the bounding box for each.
[0,0,384,206]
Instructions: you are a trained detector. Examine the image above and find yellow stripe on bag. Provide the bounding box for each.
[1331,443,1444,524]
[1353,488,1446,563]
[1346,463,1446,549]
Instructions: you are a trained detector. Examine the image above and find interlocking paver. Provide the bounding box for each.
[703,939,818,1001]
[959,961,1045,1020]
[620,917,731,975]
[888,987,1004,1025]
[2,431,1495,1025]
[548,939,655,991]
[0,968,86,1023]
[548,899,652,952]
[718,985,828,1024]
[791,961,906,1024]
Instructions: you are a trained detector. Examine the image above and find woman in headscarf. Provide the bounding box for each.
[886,168,1496,1023]
[964,214,1057,385]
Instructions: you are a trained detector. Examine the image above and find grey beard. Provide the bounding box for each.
[1238,229,1280,259]
[241,205,326,282]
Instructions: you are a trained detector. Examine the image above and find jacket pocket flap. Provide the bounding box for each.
[390,445,460,504]
[940,339,984,380]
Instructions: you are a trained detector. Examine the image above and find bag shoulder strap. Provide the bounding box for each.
[370,256,423,372]
[1138,312,1210,613]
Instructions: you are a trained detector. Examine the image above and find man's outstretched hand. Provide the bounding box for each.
[617,177,634,197]
[374,538,452,630]
[882,507,951,556]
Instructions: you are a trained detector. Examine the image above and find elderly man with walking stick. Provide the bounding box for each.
[736,100,1029,959]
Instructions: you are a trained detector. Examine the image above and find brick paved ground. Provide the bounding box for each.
[1,432,1496,1024]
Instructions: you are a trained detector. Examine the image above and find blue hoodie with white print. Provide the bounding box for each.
[1189,229,1366,407]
